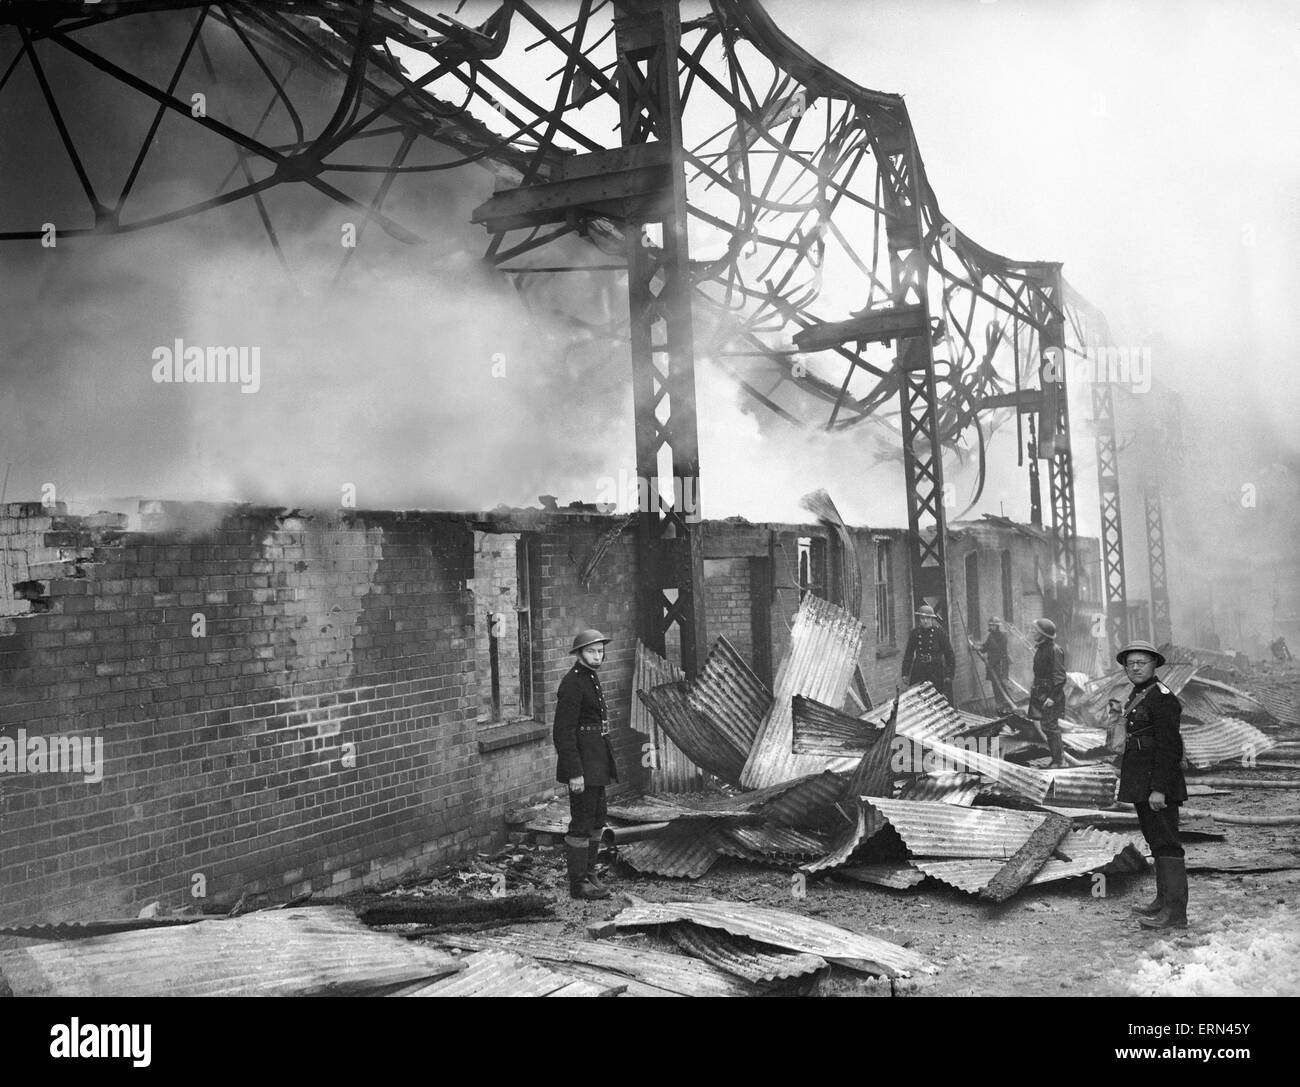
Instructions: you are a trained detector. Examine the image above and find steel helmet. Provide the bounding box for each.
[1034,617,1057,639]
[570,628,611,654]
[916,604,939,619]
[1116,639,1166,669]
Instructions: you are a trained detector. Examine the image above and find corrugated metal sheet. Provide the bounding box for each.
[895,735,1051,803]
[610,899,934,977]
[756,770,852,827]
[685,634,771,761]
[791,694,877,755]
[1182,679,1268,722]
[1062,618,1108,679]
[0,907,462,997]
[741,595,864,789]
[910,827,1145,893]
[800,803,886,874]
[632,640,702,793]
[1181,715,1275,769]
[401,949,618,997]
[864,798,1046,858]
[1046,764,1119,806]
[618,822,724,878]
[1246,680,1299,726]
[899,773,983,806]
[607,795,760,823]
[835,863,927,889]
[1061,728,1108,755]
[718,825,828,859]
[443,931,758,997]
[862,683,966,744]
[800,489,862,620]
[670,923,827,983]
[639,681,746,786]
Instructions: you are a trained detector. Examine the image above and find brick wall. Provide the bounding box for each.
[0,503,642,926]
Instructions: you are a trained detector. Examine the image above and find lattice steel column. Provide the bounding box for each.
[1092,381,1128,653]
[1036,267,1078,607]
[614,0,707,676]
[873,112,949,619]
[1145,488,1173,646]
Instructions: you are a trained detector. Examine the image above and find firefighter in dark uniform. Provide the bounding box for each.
[1028,617,1068,767]
[902,604,956,702]
[1113,639,1188,929]
[969,616,1014,712]
[553,629,619,900]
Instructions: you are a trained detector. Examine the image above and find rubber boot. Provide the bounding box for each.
[564,836,609,901]
[586,839,608,892]
[1130,859,1165,916]
[1139,857,1188,930]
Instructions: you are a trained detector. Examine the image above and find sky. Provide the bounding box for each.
[1,0,1297,644]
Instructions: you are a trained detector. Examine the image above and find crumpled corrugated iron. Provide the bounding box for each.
[863,797,1048,858]
[608,898,934,977]
[898,773,983,806]
[861,683,968,745]
[791,693,878,755]
[439,931,760,997]
[0,907,462,997]
[1181,679,1269,723]
[1244,680,1298,726]
[741,596,864,789]
[617,821,727,878]
[1045,764,1119,807]
[912,826,1146,892]
[399,948,619,997]
[898,734,1051,803]
[1087,663,1198,716]
[717,825,828,860]
[1180,715,1274,769]
[631,640,701,793]
[640,680,747,786]
[670,922,828,983]
[799,803,886,874]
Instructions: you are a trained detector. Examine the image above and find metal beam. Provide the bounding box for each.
[1092,381,1128,654]
[791,304,927,354]
[1145,488,1173,646]
[872,110,949,621]
[1036,267,1077,612]
[614,0,706,678]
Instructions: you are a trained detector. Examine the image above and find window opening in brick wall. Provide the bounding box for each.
[965,551,981,633]
[472,530,534,724]
[1001,549,1013,624]
[796,536,827,602]
[875,539,895,644]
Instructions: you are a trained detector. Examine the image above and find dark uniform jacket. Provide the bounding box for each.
[975,630,1010,680]
[553,662,619,786]
[1028,640,1066,720]
[902,625,955,683]
[1117,676,1187,804]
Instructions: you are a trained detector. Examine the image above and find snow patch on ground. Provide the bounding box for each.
[1127,907,1300,996]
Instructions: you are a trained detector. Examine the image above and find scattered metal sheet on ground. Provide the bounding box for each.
[617,822,725,878]
[1245,681,1299,727]
[438,931,760,997]
[800,804,886,874]
[608,899,934,977]
[1046,764,1119,807]
[1061,728,1108,756]
[791,694,877,755]
[834,862,927,889]
[399,949,621,997]
[717,825,828,859]
[0,907,462,997]
[862,683,966,745]
[754,770,851,826]
[640,681,747,786]
[864,798,1047,858]
[1032,828,1149,883]
[631,640,701,792]
[1183,676,1270,721]
[1180,716,1274,769]
[978,812,1073,902]
[841,695,899,803]
[741,595,864,789]
[0,917,203,940]
[899,773,983,806]
[901,735,1051,803]
[670,922,827,983]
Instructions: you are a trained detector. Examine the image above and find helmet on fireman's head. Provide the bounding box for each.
[916,604,939,620]
[570,629,611,654]
[1116,639,1166,669]
[1034,617,1057,639]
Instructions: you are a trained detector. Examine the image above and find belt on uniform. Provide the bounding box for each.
[914,655,939,664]
[1126,728,1157,752]
[577,724,610,735]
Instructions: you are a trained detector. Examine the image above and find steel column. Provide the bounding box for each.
[613,0,707,676]
[1092,381,1128,653]
[1145,488,1173,646]
[1036,267,1077,613]
[873,113,949,620]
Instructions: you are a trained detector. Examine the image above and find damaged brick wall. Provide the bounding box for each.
[0,503,642,926]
